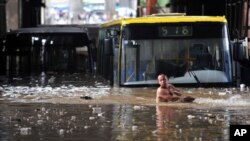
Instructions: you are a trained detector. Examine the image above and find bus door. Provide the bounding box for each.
[103,29,120,86]
[104,38,114,85]
[121,41,140,84]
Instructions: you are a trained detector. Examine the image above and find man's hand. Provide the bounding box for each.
[173,91,182,96]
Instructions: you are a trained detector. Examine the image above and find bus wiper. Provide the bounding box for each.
[188,70,200,84]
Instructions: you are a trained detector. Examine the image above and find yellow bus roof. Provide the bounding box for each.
[101,16,227,28]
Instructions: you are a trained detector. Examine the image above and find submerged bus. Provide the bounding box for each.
[97,15,232,87]
[0,26,94,76]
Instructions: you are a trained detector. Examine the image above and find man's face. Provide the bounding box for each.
[158,75,168,87]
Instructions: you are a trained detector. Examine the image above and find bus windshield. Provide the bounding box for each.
[120,22,232,86]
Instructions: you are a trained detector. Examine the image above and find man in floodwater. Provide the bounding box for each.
[156,74,195,103]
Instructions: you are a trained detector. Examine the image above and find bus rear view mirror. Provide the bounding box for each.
[107,29,120,37]
[104,38,113,56]
[110,30,120,36]
[233,38,249,61]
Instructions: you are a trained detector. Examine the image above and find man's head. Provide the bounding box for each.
[157,74,168,87]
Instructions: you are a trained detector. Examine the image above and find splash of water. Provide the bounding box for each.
[0,85,111,101]
[195,95,250,106]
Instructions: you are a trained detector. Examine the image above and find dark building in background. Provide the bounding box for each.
[170,0,226,15]
[0,0,44,36]
[19,0,45,27]
[0,0,7,36]
[169,0,249,40]
[7,0,249,40]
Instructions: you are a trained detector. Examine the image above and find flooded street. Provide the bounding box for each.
[1,75,250,141]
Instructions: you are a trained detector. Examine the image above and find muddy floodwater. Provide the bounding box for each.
[1,74,250,141]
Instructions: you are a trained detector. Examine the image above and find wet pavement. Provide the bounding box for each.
[1,75,250,141]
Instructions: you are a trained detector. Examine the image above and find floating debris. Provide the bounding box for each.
[89,116,95,120]
[205,113,216,118]
[240,83,246,92]
[71,116,76,121]
[92,107,102,114]
[132,125,138,131]
[133,105,143,110]
[98,112,105,117]
[218,92,226,96]
[58,129,64,136]
[80,96,92,100]
[20,127,32,135]
[187,115,195,119]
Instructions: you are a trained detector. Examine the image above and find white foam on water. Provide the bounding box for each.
[195,95,250,106]
[1,85,111,101]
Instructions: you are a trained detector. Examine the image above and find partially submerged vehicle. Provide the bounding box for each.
[0,26,94,76]
[97,14,233,87]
